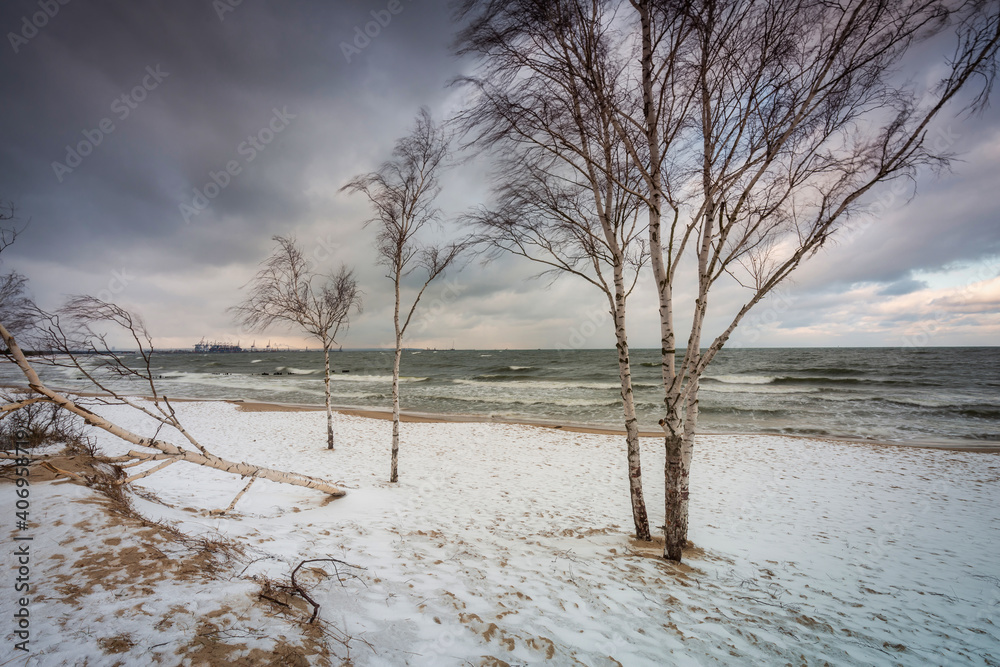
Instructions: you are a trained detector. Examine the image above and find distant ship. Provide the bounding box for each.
[194,338,243,353]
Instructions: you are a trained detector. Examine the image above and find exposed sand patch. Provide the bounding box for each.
[2,477,334,665]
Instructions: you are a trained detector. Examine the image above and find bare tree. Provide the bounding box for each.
[231,236,362,450]
[457,0,1000,561]
[456,6,654,540]
[342,108,463,483]
[0,202,33,336]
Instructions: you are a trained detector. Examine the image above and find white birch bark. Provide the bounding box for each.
[610,263,650,541]
[323,341,335,450]
[632,0,686,561]
[390,270,402,483]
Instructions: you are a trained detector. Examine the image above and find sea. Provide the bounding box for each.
[4,347,999,447]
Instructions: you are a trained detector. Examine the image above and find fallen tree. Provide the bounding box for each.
[0,297,345,506]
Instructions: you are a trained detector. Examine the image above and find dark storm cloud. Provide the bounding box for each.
[0,0,458,269]
[2,0,999,348]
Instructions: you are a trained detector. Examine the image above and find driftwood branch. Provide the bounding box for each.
[287,557,367,623]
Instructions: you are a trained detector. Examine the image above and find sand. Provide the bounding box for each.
[2,399,998,665]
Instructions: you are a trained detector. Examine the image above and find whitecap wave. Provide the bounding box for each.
[453,378,619,391]
[704,374,777,385]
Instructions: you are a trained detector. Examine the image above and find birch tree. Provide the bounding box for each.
[457,7,654,540]
[457,0,1000,561]
[342,108,463,482]
[231,236,362,450]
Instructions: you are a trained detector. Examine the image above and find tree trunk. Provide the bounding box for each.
[611,275,650,541]
[324,343,335,450]
[391,342,401,483]
[663,432,688,561]
[634,0,685,561]
[391,271,402,483]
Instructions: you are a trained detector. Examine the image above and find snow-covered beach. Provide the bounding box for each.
[4,399,999,665]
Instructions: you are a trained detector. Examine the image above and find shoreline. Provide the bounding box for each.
[228,397,1000,454]
[4,383,998,453]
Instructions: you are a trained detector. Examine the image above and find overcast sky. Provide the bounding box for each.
[1,0,998,350]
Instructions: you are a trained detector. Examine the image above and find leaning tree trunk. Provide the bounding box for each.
[611,276,650,541]
[0,322,345,498]
[323,342,335,450]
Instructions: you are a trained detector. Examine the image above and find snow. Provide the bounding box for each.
[3,399,999,665]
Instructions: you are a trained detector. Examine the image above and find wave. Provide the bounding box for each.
[274,366,320,375]
[456,378,620,391]
[840,396,1000,418]
[775,426,833,436]
[329,392,388,400]
[443,394,621,408]
[250,359,263,364]
[480,365,535,375]
[322,374,427,383]
[957,406,1000,420]
[690,405,791,417]
[700,373,924,388]
[796,367,862,376]
[703,374,777,385]
[701,384,821,395]
[966,432,1000,441]
[772,376,911,386]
